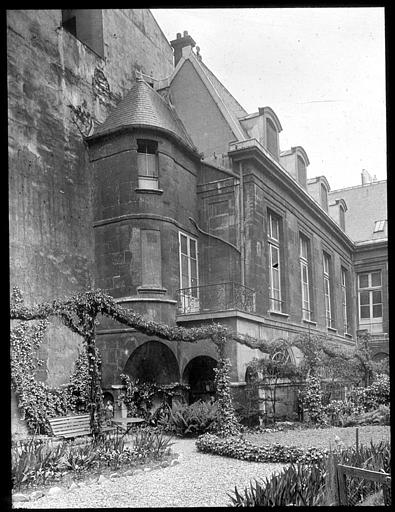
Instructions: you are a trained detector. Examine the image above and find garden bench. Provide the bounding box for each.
[48,414,116,440]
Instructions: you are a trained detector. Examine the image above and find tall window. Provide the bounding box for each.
[358,271,383,333]
[300,235,311,321]
[266,118,278,158]
[341,267,349,333]
[137,140,159,189]
[179,232,198,294]
[323,253,332,328]
[268,212,282,312]
[321,183,328,212]
[141,230,161,288]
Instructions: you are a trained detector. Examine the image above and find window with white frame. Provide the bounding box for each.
[137,139,159,189]
[358,271,383,333]
[179,232,198,295]
[300,235,311,321]
[323,252,332,328]
[268,212,282,312]
[341,267,349,334]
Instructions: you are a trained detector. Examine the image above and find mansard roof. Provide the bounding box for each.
[90,78,198,153]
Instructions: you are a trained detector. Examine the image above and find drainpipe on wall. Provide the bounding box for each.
[239,161,245,286]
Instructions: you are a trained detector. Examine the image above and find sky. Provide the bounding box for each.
[152,8,386,190]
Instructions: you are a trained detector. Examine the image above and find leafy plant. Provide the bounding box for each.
[159,400,218,437]
[229,462,326,506]
[227,439,391,507]
[298,375,327,425]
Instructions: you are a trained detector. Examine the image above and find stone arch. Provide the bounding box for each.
[372,351,389,361]
[182,355,217,404]
[123,340,180,385]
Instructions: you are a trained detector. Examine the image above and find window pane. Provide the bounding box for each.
[324,278,330,295]
[181,255,188,280]
[360,305,370,319]
[189,239,196,259]
[359,291,370,305]
[272,269,280,290]
[371,271,381,287]
[271,246,279,267]
[180,235,188,255]
[300,236,308,259]
[302,265,308,283]
[341,269,347,286]
[270,215,279,240]
[190,259,197,279]
[323,254,330,274]
[359,274,369,288]
[373,304,382,318]
[372,290,382,304]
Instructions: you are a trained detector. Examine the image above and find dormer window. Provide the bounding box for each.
[339,204,346,230]
[266,118,278,158]
[321,183,328,212]
[297,156,307,187]
[137,139,159,189]
[374,220,386,232]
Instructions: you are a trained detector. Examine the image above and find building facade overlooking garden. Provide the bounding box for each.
[8,9,388,425]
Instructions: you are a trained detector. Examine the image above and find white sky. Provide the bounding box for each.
[152,7,386,190]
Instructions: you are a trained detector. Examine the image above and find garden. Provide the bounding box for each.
[11,288,391,507]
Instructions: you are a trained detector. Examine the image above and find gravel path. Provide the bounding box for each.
[14,439,286,508]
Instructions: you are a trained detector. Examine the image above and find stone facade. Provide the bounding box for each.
[9,11,388,421]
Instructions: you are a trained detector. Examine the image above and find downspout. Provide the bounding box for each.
[239,161,245,286]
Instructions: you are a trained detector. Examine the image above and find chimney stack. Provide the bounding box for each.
[170,30,196,67]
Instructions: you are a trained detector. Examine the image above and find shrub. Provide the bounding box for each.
[196,433,327,464]
[159,400,218,437]
[298,375,327,425]
[352,374,390,411]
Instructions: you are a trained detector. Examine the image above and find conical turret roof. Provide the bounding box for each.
[91,78,198,153]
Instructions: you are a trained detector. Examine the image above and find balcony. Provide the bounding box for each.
[177,282,256,315]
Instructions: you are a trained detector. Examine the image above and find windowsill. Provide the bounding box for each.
[327,327,338,333]
[344,333,353,339]
[302,319,317,326]
[137,286,167,295]
[135,188,163,195]
[268,310,289,319]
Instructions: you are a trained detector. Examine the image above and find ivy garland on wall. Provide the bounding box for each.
[10,287,253,436]
[11,287,371,436]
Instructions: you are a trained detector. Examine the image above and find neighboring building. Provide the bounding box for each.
[9,11,388,419]
[329,170,388,361]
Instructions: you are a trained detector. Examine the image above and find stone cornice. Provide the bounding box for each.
[228,139,355,251]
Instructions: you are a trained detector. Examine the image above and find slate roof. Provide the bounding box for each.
[329,180,387,243]
[92,78,197,152]
[199,60,248,121]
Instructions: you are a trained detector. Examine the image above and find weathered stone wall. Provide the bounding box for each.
[8,9,174,384]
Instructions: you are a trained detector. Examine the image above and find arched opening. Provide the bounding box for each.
[124,341,179,385]
[182,356,217,404]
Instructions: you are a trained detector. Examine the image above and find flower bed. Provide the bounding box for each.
[196,433,327,464]
[12,427,174,492]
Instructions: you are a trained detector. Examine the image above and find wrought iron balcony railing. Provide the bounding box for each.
[177,282,256,315]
